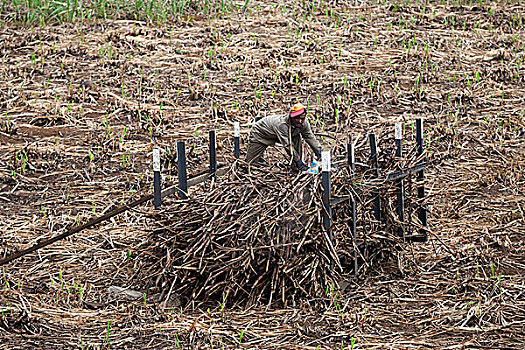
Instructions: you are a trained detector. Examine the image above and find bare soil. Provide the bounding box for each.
[1,1,524,349]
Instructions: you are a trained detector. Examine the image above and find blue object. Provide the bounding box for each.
[305,161,320,174]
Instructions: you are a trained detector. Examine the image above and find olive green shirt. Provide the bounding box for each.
[249,114,321,163]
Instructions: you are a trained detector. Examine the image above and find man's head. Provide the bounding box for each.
[289,103,306,127]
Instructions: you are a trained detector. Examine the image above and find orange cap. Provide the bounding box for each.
[290,103,306,118]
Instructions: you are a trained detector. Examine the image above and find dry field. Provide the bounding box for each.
[1,0,524,349]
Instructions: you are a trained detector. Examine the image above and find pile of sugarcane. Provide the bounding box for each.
[133,145,419,306]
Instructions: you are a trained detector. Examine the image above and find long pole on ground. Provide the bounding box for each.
[0,161,228,266]
[0,193,155,266]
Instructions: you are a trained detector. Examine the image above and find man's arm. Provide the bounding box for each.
[301,121,322,159]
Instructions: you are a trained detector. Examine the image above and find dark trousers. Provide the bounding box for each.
[245,135,302,165]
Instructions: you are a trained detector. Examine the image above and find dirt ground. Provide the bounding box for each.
[1,1,524,349]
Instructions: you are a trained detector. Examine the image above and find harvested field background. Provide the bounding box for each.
[1,0,524,349]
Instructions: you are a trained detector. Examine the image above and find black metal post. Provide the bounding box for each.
[415,118,428,241]
[209,130,217,174]
[369,133,380,222]
[321,151,332,241]
[177,141,188,199]
[234,122,240,159]
[348,135,358,273]
[350,194,358,274]
[153,148,161,209]
[395,122,405,240]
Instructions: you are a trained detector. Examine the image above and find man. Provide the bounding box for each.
[245,103,322,171]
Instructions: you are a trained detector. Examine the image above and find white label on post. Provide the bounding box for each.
[153,149,160,172]
[322,150,331,172]
[395,122,402,140]
[350,145,355,165]
[234,122,240,137]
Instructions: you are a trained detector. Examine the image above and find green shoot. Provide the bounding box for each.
[239,330,244,344]
[104,321,111,345]
[351,337,357,349]
[219,292,226,312]
[59,269,64,290]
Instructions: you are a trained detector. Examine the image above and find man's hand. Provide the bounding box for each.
[296,159,308,172]
[314,148,322,160]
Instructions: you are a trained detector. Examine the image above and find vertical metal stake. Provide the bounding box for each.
[321,151,332,241]
[209,130,217,175]
[350,194,358,274]
[395,122,405,240]
[234,122,240,159]
[153,148,161,209]
[177,141,188,199]
[348,136,358,273]
[369,133,380,222]
[415,118,428,241]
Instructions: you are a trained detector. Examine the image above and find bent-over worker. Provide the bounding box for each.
[245,103,322,171]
